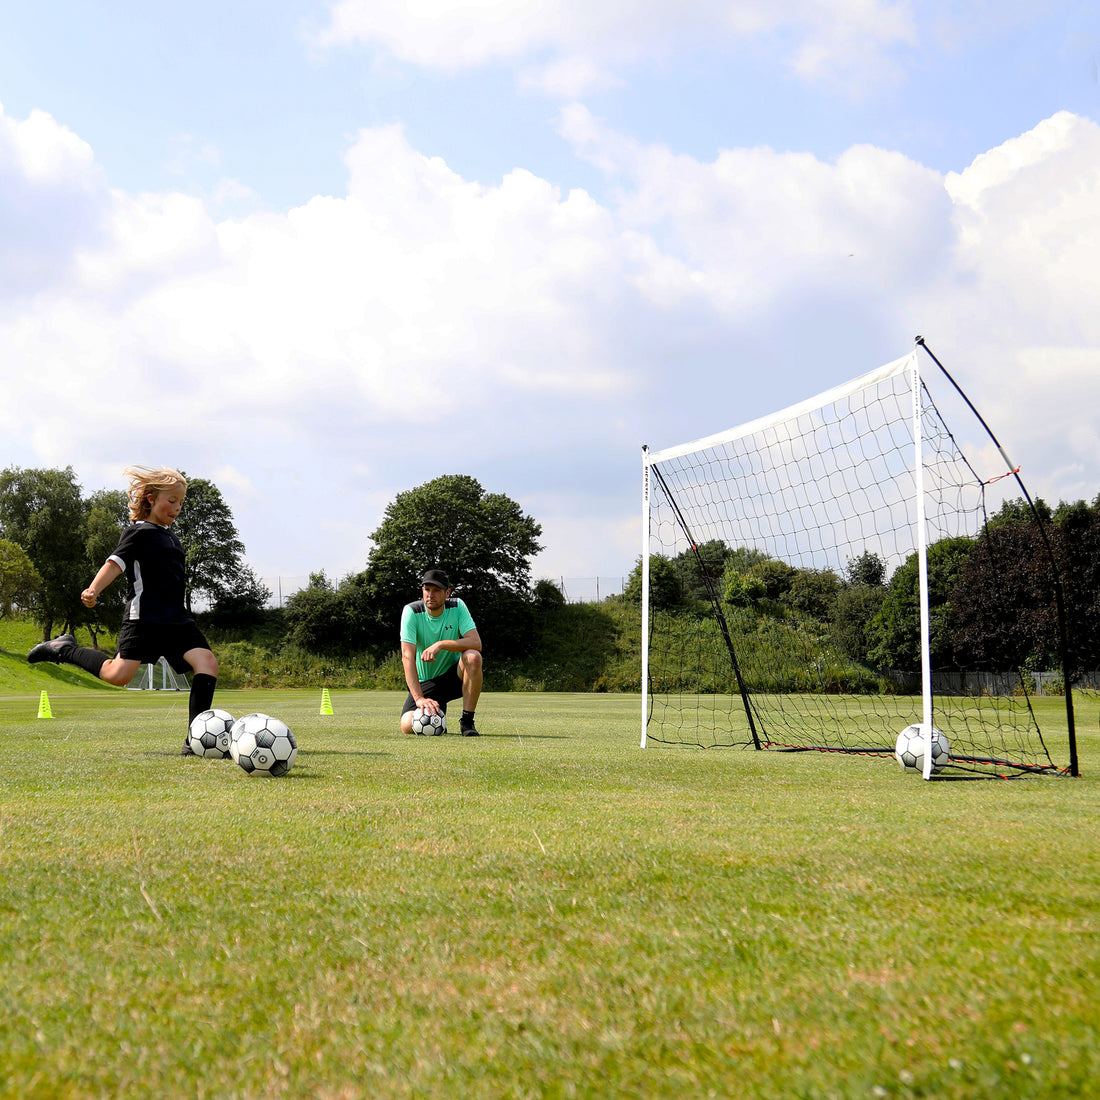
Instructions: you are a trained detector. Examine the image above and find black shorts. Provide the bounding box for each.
[116,620,211,673]
[401,665,465,715]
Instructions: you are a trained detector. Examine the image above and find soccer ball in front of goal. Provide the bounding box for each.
[229,713,298,777]
[895,724,950,774]
[411,708,446,736]
[187,708,236,758]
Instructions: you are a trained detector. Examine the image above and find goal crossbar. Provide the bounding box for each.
[646,353,914,464]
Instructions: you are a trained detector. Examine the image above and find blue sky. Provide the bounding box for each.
[4,1,1095,202]
[1,1,1098,600]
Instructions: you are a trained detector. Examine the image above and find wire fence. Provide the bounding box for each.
[258,575,626,608]
[546,577,627,603]
[262,576,312,608]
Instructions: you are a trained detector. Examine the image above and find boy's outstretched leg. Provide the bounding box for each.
[28,634,109,678]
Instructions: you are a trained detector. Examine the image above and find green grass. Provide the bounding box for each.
[1,683,1098,1099]
[0,618,121,695]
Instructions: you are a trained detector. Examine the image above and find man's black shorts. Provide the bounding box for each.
[116,620,211,673]
[401,665,464,715]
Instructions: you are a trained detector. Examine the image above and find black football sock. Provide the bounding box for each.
[68,646,110,678]
[461,710,476,724]
[189,674,218,724]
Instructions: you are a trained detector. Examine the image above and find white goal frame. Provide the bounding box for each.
[641,349,1010,779]
[127,656,190,692]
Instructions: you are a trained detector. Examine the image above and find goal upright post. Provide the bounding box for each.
[641,445,651,748]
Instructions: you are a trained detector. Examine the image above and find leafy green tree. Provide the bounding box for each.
[173,476,245,612]
[833,584,888,663]
[989,496,1052,528]
[952,498,1100,680]
[722,564,767,607]
[533,578,566,609]
[79,488,129,645]
[752,559,799,601]
[174,475,270,620]
[827,551,889,663]
[624,555,683,611]
[285,571,377,654]
[366,475,542,596]
[285,572,339,651]
[845,551,886,588]
[1052,499,1100,677]
[782,568,841,620]
[204,566,274,629]
[359,475,543,657]
[0,538,42,617]
[726,546,773,572]
[674,539,731,602]
[723,556,797,609]
[867,536,975,671]
[0,466,86,640]
[952,514,1054,673]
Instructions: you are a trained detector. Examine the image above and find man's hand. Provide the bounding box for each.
[416,696,443,717]
[421,642,443,662]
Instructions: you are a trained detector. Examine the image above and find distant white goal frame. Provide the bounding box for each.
[640,341,1079,779]
[127,657,189,692]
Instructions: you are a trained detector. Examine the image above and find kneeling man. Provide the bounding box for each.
[399,569,483,737]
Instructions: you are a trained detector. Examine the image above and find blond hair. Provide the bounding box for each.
[124,466,188,522]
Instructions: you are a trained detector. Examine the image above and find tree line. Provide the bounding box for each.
[9,462,1094,683]
[0,468,544,660]
[279,474,543,659]
[628,495,1100,683]
[0,466,270,642]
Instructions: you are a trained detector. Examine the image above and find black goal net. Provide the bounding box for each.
[641,344,1080,778]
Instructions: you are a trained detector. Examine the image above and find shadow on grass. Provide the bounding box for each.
[294,748,388,758]
[484,732,572,740]
[0,646,118,691]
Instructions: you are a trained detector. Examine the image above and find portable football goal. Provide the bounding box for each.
[640,338,1079,779]
[127,656,190,692]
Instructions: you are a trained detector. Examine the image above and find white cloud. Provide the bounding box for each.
[912,112,1100,501]
[316,0,916,95]
[937,112,1100,351]
[517,54,625,98]
[0,103,98,183]
[561,102,951,315]
[212,178,258,206]
[0,103,105,295]
[0,110,643,540]
[3,101,1099,581]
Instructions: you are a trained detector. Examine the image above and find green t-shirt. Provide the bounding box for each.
[400,597,477,683]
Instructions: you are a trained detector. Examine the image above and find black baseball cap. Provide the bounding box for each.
[420,569,451,590]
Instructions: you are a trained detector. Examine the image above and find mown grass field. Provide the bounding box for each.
[1,636,1098,1098]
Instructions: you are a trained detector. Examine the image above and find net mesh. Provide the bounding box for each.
[645,360,1066,777]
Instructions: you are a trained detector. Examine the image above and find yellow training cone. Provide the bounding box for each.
[319,687,334,716]
[38,690,53,719]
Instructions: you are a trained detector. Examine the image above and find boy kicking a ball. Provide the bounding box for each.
[28,466,219,755]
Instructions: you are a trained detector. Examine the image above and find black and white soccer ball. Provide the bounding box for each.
[187,708,235,758]
[411,707,446,736]
[895,724,950,773]
[229,712,298,777]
